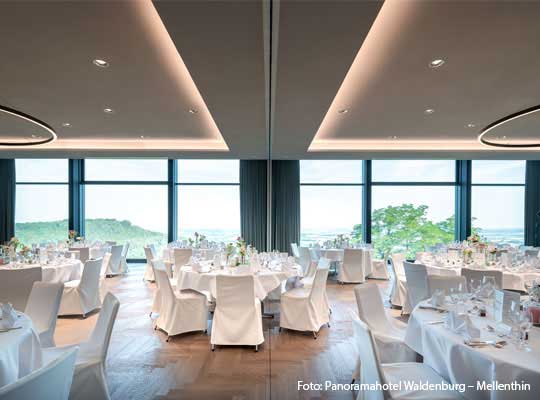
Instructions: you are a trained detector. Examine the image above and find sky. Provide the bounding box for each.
[14,159,526,234]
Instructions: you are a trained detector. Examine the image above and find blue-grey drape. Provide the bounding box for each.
[0,159,16,243]
[525,160,540,246]
[271,160,300,252]
[240,160,267,251]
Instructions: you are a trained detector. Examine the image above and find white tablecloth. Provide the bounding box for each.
[320,249,344,262]
[0,260,83,284]
[405,302,540,400]
[177,265,303,300]
[0,313,42,388]
[420,262,540,292]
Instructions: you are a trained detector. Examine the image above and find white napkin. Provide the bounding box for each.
[445,311,480,339]
[1,303,18,329]
[430,290,446,307]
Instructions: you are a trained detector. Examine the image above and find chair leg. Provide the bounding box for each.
[313,331,318,339]
[255,345,259,352]
[278,327,282,332]
[327,322,331,328]
[211,344,215,352]
[166,335,170,342]
[351,379,355,384]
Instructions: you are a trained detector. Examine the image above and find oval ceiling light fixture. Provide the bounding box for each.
[388,135,398,139]
[62,122,71,127]
[0,104,57,146]
[188,108,198,114]
[338,109,349,114]
[424,108,435,115]
[478,105,540,148]
[93,59,109,68]
[429,58,445,68]
[466,123,476,128]
[103,108,115,114]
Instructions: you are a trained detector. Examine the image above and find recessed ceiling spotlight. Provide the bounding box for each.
[93,59,109,68]
[496,135,508,140]
[140,135,145,139]
[429,59,445,68]
[466,123,476,128]
[188,108,198,114]
[62,122,71,127]
[103,108,114,114]
[424,108,435,115]
[388,135,398,139]
[338,109,349,114]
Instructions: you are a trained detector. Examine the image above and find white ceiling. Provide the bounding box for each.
[1,0,540,159]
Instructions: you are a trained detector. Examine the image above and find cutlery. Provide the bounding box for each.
[0,326,22,333]
[465,339,507,348]
[426,320,445,325]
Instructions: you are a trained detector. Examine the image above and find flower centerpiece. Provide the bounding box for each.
[225,242,235,266]
[68,230,78,246]
[333,234,349,249]
[236,236,247,265]
[528,280,540,303]
[188,232,207,249]
[463,248,473,263]
[20,245,33,263]
[8,237,20,259]
[487,245,498,265]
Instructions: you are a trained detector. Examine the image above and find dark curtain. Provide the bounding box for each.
[525,160,540,246]
[271,160,300,252]
[240,160,267,251]
[0,159,16,243]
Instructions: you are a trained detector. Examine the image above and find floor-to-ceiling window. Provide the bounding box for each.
[176,160,240,243]
[300,160,363,246]
[83,159,168,258]
[471,160,525,245]
[371,160,456,258]
[15,159,69,244]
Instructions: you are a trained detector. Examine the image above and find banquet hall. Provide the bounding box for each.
[1,1,540,400]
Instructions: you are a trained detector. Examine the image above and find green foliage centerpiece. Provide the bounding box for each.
[188,232,206,249]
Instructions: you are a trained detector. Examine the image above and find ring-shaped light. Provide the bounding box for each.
[478,105,540,148]
[0,104,57,146]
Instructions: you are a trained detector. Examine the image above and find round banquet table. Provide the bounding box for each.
[420,262,540,292]
[0,313,42,388]
[405,301,540,400]
[0,259,83,284]
[177,264,303,300]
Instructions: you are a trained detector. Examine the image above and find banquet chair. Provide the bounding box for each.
[351,283,417,383]
[99,253,112,302]
[524,248,539,257]
[58,259,102,317]
[297,246,312,275]
[290,243,300,259]
[143,245,156,282]
[0,267,42,311]
[119,243,129,274]
[461,268,503,291]
[44,293,120,400]
[211,275,264,351]
[389,254,411,314]
[338,248,365,284]
[0,347,78,400]
[173,248,192,278]
[402,261,429,310]
[369,254,390,280]
[351,316,463,400]
[105,245,123,276]
[69,247,89,263]
[65,250,80,260]
[25,282,64,347]
[150,259,174,316]
[280,268,330,339]
[309,248,320,264]
[427,275,468,296]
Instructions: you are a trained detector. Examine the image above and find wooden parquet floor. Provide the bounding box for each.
[55,265,399,400]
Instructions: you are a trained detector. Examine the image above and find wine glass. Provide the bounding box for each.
[517,310,533,352]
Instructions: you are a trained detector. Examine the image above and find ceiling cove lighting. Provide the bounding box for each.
[429,59,445,68]
[478,105,540,148]
[0,104,57,146]
[93,59,109,68]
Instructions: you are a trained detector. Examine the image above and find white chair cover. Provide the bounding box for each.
[105,245,123,276]
[369,255,390,280]
[154,268,207,338]
[44,293,120,400]
[297,247,312,275]
[351,283,417,381]
[119,243,129,274]
[149,259,173,315]
[211,275,264,348]
[0,267,43,311]
[58,259,102,317]
[461,268,503,291]
[309,248,320,264]
[427,275,467,296]
[0,347,78,400]
[389,253,411,314]
[290,243,300,259]
[99,253,112,302]
[351,316,462,400]
[143,246,156,282]
[25,282,64,348]
[69,247,89,263]
[173,248,192,278]
[280,268,329,335]
[403,261,429,310]
[338,248,365,283]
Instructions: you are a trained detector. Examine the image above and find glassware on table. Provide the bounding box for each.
[517,310,533,352]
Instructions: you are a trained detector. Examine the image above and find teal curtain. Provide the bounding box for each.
[271,160,300,252]
[525,160,540,246]
[0,159,16,243]
[240,160,267,251]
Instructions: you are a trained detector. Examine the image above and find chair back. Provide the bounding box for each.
[100,253,112,277]
[317,257,330,270]
[350,316,387,400]
[390,253,406,276]
[290,243,300,258]
[121,243,129,259]
[0,267,43,310]
[69,247,89,263]
[403,261,429,309]
[308,268,329,304]
[461,268,503,291]
[105,241,117,246]
[108,245,123,274]
[173,248,192,276]
[342,248,365,279]
[79,259,102,300]
[0,347,78,400]
[144,246,155,266]
[354,283,392,332]
[24,282,64,347]
[149,244,157,259]
[154,267,175,315]
[525,248,539,257]
[87,293,120,362]
[297,247,312,274]
[427,275,467,296]
[309,248,320,263]
[215,275,256,309]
